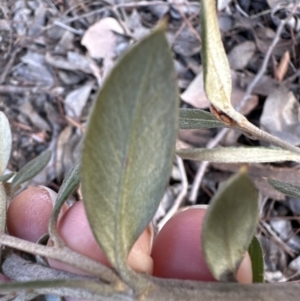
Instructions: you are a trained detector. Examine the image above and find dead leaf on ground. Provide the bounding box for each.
[45,52,93,74]
[20,100,50,132]
[238,72,278,96]
[15,51,54,87]
[275,51,290,82]
[64,82,94,119]
[127,9,150,40]
[260,86,300,145]
[28,1,46,38]
[55,31,75,52]
[228,41,256,70]
[217,0,233,11]
[81,17,124,60]
[171,26,201,57]
[182,69,258,114]
[181,67,210,108]
[178,128,214,148]
[55,126,81,180]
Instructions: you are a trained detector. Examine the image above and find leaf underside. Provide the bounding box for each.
[177,147,300,163]
[179,108,223,129]
[0,112,12,175]
[81,25,178,272]
[267,178,300,199]
[201,0,232,114]
[202,170,258,282]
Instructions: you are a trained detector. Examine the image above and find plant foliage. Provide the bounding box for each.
[201,169,258,282]
[81,23,178,277]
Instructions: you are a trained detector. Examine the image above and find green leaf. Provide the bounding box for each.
[11,150,51,188]
[177,147,300,163]
[49,160,80,237]
[202,169,258,282]
[248,236,264,283]
[81,24,178,274]
[267,178,300,199]
[52,160,80,216]
[179,108,223,129]
[0,112,12,175]
[201,0,232,113]
[0,173,15,183]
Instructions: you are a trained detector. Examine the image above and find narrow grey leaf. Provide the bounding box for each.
[0,112,12,175]
[177,147,300,163]
[11,150,52,188]
[0,173,15,183]
[0,183,6,234]
[179,108,223,129]
[49,161,80,236]
[267,178,300,199]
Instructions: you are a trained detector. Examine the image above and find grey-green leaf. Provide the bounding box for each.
[202,170,258,282]
[201,0,232,113]
[0,183,6,234]
[0,173,15,183]
[52,160,80,216]
[49,160,80,237]
[11,150,52,188]
[81,25,178,274]
[267,178,300,199]
[0,112,12,175]
[177,147,300,163]
[248,236,264,283]
[179,108,223,129]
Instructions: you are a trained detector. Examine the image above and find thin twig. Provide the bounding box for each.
[173,0,201,42]
[0,234,120,285]
[0,85,42,94]
[259,221,295,257]
[0,47,21,85]
[53,20,84,35]
[158,156,188,229]
[2,252,99,282]
[189,128,229,203]
[237,20,286,111]
[43,1,198,30]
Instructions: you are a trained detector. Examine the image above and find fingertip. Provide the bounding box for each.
[54,201,110,269]
[0,274,10,283]
[128,224,154,274]
[151,208,215,281]
[151,208,253,283]
[237,252,253,284]
[51,201,153,275]
[7,186,55,243]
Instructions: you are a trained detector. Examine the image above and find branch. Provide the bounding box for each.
[0,234,120,285]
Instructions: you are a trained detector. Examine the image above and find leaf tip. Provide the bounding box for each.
[239,165,248,174]
[155,17,168,32]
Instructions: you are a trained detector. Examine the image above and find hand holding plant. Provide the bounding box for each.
[0,1,299,300]
[5,186,252,287]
